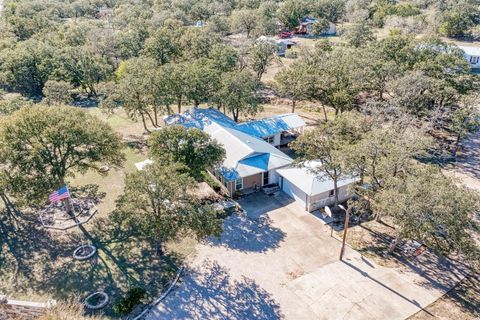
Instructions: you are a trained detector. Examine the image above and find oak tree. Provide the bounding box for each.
[113,162,223,256]
[0,106,124,204]
[148,125,225,179]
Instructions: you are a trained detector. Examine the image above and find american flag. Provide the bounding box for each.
[49,185,70,203]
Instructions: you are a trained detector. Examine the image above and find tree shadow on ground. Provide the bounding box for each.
[149,259,283,320]
[352,223,396,258]
[0,211,67,294]
[439,274,480,317]
[36,216,181,316]
[352,224,471,295]
[453,130,480,179]
[395,251,470,293]
[0,205,182,317]
[205,213,285,253]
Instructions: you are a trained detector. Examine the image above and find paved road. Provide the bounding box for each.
[148,193,468,320]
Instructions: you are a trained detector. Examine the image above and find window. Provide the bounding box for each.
[329,189,335,197]
[470,56,479,64]
[263,136,274,144]
[235,178,243,190]
[263,171,269,185]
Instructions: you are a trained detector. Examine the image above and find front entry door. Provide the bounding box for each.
[263,171,269,186]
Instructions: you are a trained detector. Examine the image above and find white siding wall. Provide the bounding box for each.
[269,170,280,184]
[308,184,352,212]
[465,53,480,68]
[273,133,281,146]
[281,177,307,210]
[308,191,334,211]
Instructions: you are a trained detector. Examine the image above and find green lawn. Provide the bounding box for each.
[71,146,146,217]
[84,107,145,137]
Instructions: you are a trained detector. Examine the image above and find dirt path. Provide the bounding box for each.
[447,129,480,191]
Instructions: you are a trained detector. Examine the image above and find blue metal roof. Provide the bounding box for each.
[165,108,305,139]
[236,118,292,138]
[239,154,270,171]
[165,108,302,181]
[218,154,272,181]
[218,167,240,181]
[164,108,236,130]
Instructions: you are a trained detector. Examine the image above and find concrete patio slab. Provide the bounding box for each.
[148,193,469,320]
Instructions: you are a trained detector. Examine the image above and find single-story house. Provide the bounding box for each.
[163,108,355,208]
[277,162,356,212]
[458,45,480,69]
[256,36,298,56]
[276,39,296,56]
[205,121,293,195]
[295,17,336,36]
[164,108,305,147]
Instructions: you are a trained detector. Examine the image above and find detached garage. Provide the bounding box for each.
[276,165,356,212]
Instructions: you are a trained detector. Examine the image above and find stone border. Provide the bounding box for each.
[40,204,98,231]
[73,245,97,261]
[84,292,109,310]
[130,266,184,320]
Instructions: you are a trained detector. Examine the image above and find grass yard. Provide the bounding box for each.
[338,219,403,268]
[71,146,146,218]
[84,107,145,137]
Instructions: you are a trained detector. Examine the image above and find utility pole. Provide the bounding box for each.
[338,204,350,261]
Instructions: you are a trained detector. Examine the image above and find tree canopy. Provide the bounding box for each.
[113,162,223,255]
[214,70,260,122]
[148,125,225,179]
[373,164,480,259]
[0,106,124,204]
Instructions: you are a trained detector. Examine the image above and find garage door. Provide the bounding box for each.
[281,177,306,208]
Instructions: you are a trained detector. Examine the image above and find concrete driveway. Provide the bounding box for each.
[148,193,468,320]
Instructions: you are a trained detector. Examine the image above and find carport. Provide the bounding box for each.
[276,165,356,212]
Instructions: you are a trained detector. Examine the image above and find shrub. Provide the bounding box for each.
[468,25,480,41]
[285,49,298,59]
[113,287,146,316]
[438,11,472,38]
[201,171,223,193]
[390,3,421,17]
